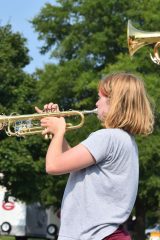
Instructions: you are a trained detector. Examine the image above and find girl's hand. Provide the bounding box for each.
[35,102,59,114]
[40,117,66,136]
[35,103,65,136]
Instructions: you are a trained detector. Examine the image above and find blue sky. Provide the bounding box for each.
[0,0,56,73]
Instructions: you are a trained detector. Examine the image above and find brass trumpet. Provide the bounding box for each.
[127,20,160,65]
[0,109,97,137]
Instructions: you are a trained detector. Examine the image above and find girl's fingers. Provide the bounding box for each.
[35,103,60,114]
[43,103,59,112]
[51,104,59,111]
[42,128,48,135]
[35,106,43,114]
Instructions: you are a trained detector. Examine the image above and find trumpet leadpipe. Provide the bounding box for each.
[82,109,97,115]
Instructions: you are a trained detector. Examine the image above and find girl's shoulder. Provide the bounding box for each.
[93,128,134,143]
[94,128,130,136]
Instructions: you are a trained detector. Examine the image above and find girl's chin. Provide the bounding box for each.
[97,114,103,121]
[97,112,107,121]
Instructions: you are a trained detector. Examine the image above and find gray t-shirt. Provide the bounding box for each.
[58,128,139,240]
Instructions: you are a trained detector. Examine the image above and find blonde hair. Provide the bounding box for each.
[98,72,154,135]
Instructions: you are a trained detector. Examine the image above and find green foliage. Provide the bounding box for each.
[0,24,36,114]
[35,61,98,110]
[0,24,48,205]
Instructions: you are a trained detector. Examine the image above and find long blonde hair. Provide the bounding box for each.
[98,72,154,135]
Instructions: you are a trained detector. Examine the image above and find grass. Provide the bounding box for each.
[0,237,46,240]
[0,237,14,240]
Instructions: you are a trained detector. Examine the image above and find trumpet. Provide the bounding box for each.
[127,20,160,65]
[0,109,97,137]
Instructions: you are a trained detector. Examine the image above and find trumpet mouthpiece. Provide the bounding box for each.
[83,109,97,114]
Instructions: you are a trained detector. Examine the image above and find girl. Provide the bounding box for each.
[36,72,154,240]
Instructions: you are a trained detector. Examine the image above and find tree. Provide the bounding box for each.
[0,24,36,113]
[0,24,75,208]
[0,24,47,204]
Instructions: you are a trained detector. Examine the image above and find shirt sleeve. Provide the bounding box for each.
[81,129,113,163]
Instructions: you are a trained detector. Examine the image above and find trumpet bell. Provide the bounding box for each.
[127,20,160,64]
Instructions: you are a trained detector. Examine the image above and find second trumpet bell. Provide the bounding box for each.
[127,20,160,64]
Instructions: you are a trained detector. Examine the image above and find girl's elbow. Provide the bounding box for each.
[45,157,59,175]
[45,165,61,175]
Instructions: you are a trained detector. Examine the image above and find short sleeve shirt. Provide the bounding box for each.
[58,128,139,240]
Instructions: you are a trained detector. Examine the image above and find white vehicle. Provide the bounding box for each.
[0,186,60,240]
[149,231,160,240]
[145,224,160,239]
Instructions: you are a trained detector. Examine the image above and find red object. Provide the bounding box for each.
[103,226,131,240]
[2,201,15,210]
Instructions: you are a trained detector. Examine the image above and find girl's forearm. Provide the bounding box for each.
[46,133,70,174]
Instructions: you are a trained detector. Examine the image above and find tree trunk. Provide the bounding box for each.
[134,196,146,240]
